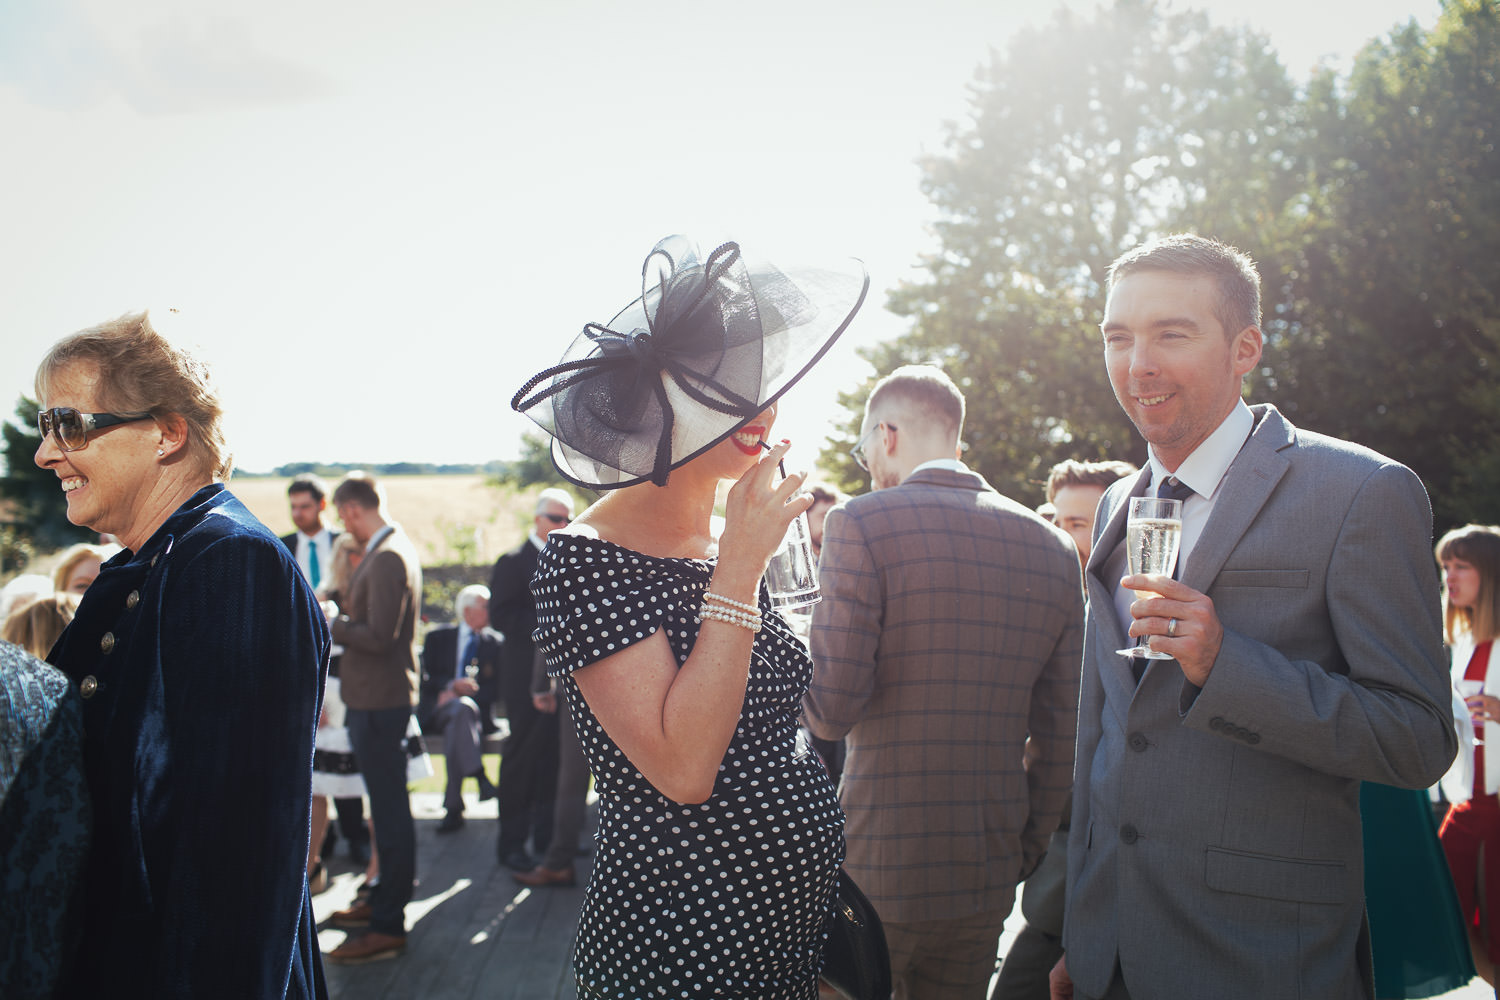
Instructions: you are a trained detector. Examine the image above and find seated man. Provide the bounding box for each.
[418,585,503,833]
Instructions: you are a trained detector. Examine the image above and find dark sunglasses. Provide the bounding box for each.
[38,407,154,453]
[540,512,571,525]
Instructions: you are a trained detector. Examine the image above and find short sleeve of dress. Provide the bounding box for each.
[530,533,708,678]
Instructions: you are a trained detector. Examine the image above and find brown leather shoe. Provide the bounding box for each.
[512,864,576,888]
[329,900,374,928]
[326,931,406,964]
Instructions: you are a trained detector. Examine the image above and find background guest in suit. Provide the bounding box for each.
[993,458,1134,1000]
[1436,524,1500,989]
[798,482,851,787]
[33,310,329,998]
[488,487,574,871]
[513,646,592,888]
[419,584,502,833]
[324,472,422,964]
[1054,234,1455,1000]
[1043,460,1138,569]
[281,474,370,880]
[807,364,1084,1000]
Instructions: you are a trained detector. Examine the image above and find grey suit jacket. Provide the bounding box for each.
[331,526,422,712]
[1063,404,1455,1000]
[805,466,1084,924]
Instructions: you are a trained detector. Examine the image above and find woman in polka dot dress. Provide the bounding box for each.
[512,235,869,998]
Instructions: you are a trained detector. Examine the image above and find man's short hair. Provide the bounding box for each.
[866,364,965,441]
[807,483,846,506]
[455,584,491,617]
[1106,233,1262,337]
[287,474,328,503]
[331,471,383,511]
[534,488,575,516]
[1045,459,1139,503]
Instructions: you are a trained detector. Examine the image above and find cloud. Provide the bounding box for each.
[0,0,330,114]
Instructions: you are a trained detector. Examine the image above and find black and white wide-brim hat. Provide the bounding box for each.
[512,235,868,491]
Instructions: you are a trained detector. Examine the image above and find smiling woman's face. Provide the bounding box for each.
[34,364,162,549]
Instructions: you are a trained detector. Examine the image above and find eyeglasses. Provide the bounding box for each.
[540,512,571,525]
[38,407,154,453]
[849,422,895,472]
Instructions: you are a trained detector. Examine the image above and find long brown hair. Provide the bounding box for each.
[1436,524,1500,644]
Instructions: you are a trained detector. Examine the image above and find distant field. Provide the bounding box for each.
[230,474,567,567]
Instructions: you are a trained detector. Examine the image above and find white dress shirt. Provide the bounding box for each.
[294,528,334,587]
[1112,400,1254,631]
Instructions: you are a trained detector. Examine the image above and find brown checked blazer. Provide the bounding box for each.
[332,525,423,712]
[805,465,1084,924]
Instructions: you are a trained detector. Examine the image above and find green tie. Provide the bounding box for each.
[308,540,321,589]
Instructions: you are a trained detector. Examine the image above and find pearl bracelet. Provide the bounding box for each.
[703,590,760,615]
[697,603,763,634]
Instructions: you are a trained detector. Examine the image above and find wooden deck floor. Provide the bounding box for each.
[314,790,588,1000]
[311,790,1497,1000]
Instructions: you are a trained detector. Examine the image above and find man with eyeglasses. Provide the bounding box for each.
[487,487,575,871]
[806,365,1084,1000]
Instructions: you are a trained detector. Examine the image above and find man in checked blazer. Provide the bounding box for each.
[1051,235,1455,1000]
[806,365,1084,1000]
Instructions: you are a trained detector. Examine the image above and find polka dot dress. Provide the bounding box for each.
[533,534,845,999]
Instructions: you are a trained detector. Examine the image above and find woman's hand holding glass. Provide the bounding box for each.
[716,439,813,594]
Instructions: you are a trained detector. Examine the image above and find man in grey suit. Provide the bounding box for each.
[1052,235,1456,1000]
[807,365,1084,1000]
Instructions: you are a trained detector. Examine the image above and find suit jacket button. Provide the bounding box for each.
[1247,732,1262,745]
[1128,732,1149,752]
[80,676,99,698]
[126,590,140,610]
[1120,824,1140,845]
[1209,716,1225,731]
[100,632,116,654]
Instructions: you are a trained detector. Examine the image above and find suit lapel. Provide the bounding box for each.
[1180,406,1294,593]
[1086,469,1152,716]
[1085,467,1150,619]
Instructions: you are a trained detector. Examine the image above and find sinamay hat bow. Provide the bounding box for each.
[512,236,868,490]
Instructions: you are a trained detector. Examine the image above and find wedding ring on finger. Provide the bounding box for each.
[1166,617,1179,638]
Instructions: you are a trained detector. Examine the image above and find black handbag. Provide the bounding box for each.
[820,868,892,1000]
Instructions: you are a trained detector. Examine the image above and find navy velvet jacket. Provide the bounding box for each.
[47,484,330,999]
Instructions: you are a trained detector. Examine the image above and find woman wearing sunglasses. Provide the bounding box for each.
[513,235,867,999]
[33,311,330,999]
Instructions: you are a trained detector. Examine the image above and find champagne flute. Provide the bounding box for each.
[1460,679,1486,745]
[1116,496,1184,659]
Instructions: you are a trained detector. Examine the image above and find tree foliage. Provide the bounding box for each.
[1263,0,1500,533]
[825,0,1500,536]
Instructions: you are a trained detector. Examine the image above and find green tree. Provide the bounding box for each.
[1264,0,1500,536]
[1,396,92,552]
[491,431,567,491]
[828,0,1304,503]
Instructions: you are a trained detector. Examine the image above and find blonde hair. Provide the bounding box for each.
[2,592,81,659]
[1436,524,1500,644]
[50,542,113,593]
[35,310,233,481]
[866,364,966,442]
[322,532,364,599]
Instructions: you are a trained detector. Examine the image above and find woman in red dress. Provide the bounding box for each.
[1438,523,1500,990]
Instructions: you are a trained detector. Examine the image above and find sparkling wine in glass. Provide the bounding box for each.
[1116,496,1184,660]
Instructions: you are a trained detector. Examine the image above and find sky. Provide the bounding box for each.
[0,0,1440,475]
